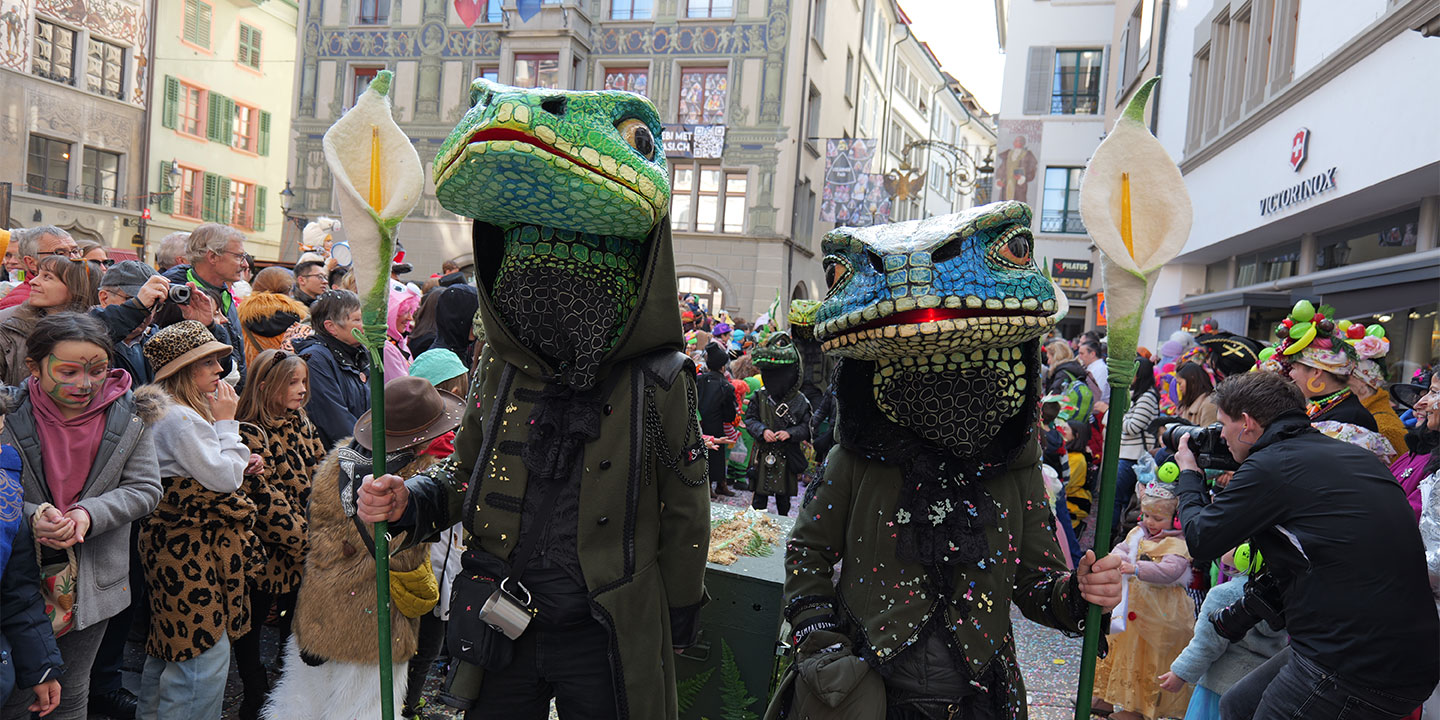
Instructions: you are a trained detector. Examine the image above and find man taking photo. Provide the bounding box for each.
[1174,370,1438,719]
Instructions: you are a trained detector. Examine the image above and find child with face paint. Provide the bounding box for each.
[0,255,105,387]
[0,312,162,720]
[135,320,260,720]
[230,349,327,720]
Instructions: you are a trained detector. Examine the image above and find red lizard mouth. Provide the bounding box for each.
[459,127,647,200]
[849,307,1049,333]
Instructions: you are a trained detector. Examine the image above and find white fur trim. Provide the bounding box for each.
[262,635,409,720]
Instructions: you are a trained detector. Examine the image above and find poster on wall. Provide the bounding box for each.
[995,119,1043,209]
[820,138,889,226]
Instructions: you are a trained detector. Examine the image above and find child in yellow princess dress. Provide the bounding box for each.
[1093,480,1196,719]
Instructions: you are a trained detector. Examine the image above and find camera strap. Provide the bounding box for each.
[499,467,563,603]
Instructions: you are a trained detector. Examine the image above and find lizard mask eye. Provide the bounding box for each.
[616,118,656,159]
[822,256,852,294]
[992,226,1034,268]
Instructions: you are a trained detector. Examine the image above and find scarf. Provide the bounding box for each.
[316,327,369,377]
[29,370,132,511]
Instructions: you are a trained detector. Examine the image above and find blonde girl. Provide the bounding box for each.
[136,320,260,720]
[232,349,327,720]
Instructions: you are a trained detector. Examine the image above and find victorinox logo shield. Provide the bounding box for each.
[1290,128,1310,172]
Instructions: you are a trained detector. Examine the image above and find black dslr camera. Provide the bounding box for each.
[1161,422,1239,471]
[1211,570,1287,642]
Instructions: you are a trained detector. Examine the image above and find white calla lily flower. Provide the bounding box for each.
[1078,77,1192,348]
[322,70,423,305]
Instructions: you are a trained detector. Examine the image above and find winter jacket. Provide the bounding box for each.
[90,299,156,385]
[397,219,710,720]
[1177,411,1439,695]
[292,444,434,663]
[0,383,162,630]
[0,282,30,311]
[136,385,255,662]
[161,264,246,386]
[783,438,1086,711]
[1392,427,1438,522]
[239,410,325,595]
[0,519,64,706]
[294,333,370,449]
[743,386,811,496]
[1179,391,1219,427]
[695,368,737,437]
[237,291,309,367]
[0,305,38,387]
[1169,576,1287,694]
[1362,388,1408,460]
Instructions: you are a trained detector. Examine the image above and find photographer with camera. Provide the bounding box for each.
[1172,370,1438,719]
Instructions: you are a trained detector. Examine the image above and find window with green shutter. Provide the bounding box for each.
[255,186,267,231]
[217,177,232,224]
[159,160,175,214]
[238,23,261,69]
[184,0,212,47]
[258,111,271,156]
[202,172,219,221]
[206,93,232,143]
[162,76,179,129]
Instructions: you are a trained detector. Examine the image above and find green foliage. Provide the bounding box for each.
[677,667,713,716]
[719,640,759,720]
[743,530,774,558]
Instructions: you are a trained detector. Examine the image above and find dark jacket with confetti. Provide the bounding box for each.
[397,220,711,720]
[783,438,1085,716]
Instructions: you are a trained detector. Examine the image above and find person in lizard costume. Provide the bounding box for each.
[788,299,838,460]
[356,79,711,720]
[771,202,1123,720]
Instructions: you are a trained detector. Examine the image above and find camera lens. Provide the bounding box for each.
[168,285,192,304]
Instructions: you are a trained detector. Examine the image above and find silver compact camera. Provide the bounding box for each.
[478,578,534,640]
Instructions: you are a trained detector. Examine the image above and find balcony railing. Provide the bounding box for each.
[26,178,124,208]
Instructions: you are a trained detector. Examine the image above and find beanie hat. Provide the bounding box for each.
[409,348,468,387]
[704,342,729,372]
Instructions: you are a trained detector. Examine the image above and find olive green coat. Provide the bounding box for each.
[408,219,711,720]
[781,438,1085,718]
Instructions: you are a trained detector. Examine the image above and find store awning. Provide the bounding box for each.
[1154,291,1292,318]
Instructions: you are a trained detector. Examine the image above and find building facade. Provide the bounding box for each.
[1,0,153,251]
[995,0,1116,337]
[145,0,299,261]
[1141,0,1440,379]
[287,0,828,319]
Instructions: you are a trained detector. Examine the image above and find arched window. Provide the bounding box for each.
[677,275,723,314]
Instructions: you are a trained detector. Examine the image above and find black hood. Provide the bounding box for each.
[760,363,800,400]
[434,284,480,355]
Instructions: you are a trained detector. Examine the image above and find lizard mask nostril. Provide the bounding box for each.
[540,96,567,117]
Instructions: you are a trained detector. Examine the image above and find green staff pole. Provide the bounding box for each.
[1072,355,1136,720]
[357,314,394,720]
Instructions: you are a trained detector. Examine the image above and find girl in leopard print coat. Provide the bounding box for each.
[231,349,327,720]
[136,321,260,720]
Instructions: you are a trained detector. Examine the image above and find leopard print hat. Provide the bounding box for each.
[144,320,232,381]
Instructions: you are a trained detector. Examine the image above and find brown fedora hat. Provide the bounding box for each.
[352,375,465,453]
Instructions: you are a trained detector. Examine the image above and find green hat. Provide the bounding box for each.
[409,348,467,387]
[753,331,800,366]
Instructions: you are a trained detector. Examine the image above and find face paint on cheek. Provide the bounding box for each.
[44,354,102,407]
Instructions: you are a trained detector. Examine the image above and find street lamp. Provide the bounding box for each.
[279,181,306,231]
[887,140,996,208]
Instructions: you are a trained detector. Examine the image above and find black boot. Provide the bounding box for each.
[90,689,139,720]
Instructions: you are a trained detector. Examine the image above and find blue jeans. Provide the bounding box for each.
[1220,647,1427,720]
[137,633,231,720]
[1052,485,1082,567]
[1114,458,1139,525]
